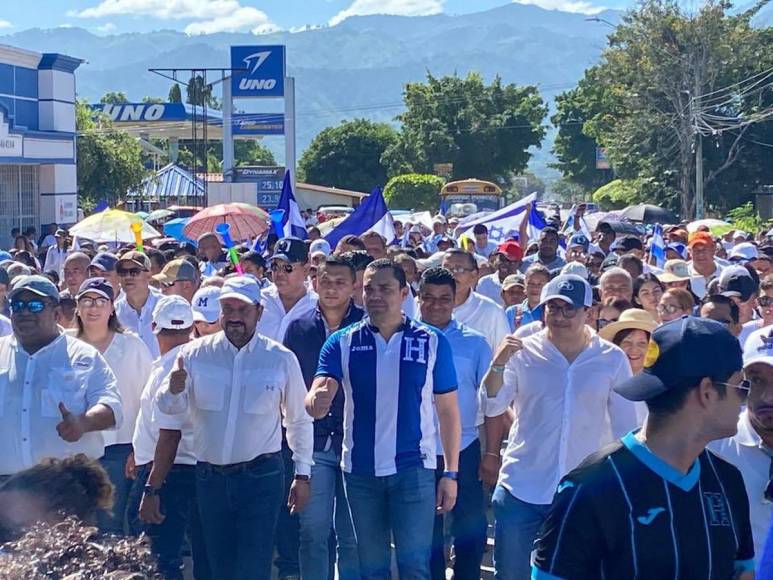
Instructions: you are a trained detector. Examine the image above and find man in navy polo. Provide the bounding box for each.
[306,259,462,580]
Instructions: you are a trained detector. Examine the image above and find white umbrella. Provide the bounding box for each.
[69,209,161,243]
[687,218,732,235]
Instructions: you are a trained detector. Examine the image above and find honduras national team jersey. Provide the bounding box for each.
[316,317,457,476]
[531,431,755,580]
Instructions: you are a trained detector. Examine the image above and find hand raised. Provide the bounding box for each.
[169,355,187,395]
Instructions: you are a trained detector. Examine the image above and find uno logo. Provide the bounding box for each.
[644,340,660,368]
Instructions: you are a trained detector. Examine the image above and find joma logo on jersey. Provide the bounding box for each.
[403,337,428,363]
[351,345,373,352]
[703,492,731,526]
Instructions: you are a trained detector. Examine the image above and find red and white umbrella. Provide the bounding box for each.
[183,203,269,242]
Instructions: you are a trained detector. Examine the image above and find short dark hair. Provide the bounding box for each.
[419,267,457,294]
[240,250,266,270]
[472,224,488,235]
[443,248,478,270]
[342,250,373,272]
[540,227,559,238]
[308,226,321,237]
[319,254,356,282]
[646,377,728,416]
[618,254,644,277]
[701,293,740,324]
[339,235,366,251]
[365,259,407,288]
[145,247,166,270]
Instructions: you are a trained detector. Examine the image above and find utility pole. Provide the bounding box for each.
[693,63,704,220]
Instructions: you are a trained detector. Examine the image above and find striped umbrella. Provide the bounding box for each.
[183,203,269,242]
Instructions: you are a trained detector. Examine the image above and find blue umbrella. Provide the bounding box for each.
[163,217,195,244]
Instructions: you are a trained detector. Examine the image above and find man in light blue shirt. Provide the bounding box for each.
[418,266,492,580]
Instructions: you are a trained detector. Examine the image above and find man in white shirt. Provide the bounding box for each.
[712,327,773,563]
[43,228,69,278]
[483,274,637,579]
[62,252,90,296]
[442,248,509,351]
[115,251,162,358]
[157,275,314,580]
[197,232,228,278]
[472,224,498,258]
[688,231,724,299]
[257,237,318,342]
[476,241,524,306]
[128,295,205,579]
[0,275,121,478]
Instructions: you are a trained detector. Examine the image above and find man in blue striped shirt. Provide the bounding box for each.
[307,259,462,580]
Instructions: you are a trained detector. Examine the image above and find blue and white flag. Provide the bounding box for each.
[276,171,307,240]
[457,193,538,244]
[651,223,666,268]
[325,187,395,249]
[561,204,592,239]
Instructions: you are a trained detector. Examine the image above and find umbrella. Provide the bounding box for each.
[620,204,678,225]
[687,218,733,235]
[135,211,150,220]
[146,209,175,222]
[183,203,269,242]
[69,209,161,243]
[163,217,194,243]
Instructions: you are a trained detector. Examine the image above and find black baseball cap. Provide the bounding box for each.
[719,265,759,302]
[90,252,119,273]
[271,237,309,263]
[614,316,742,402]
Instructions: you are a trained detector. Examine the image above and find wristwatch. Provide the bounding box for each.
[294,474,311,482]
[441,471,458,481]
[143,484,161,496]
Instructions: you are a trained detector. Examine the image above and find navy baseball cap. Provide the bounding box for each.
[614,317,742,402]
[77,277,115,301]
[538,274,593,309]
[568,233,590,251]
[90,252,119,273]
[719,265,758,301]
[271,237,309,263]
[9,274,60,303]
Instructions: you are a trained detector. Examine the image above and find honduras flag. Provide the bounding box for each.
[651,223,666,268]
[276,171,307,240]
[457,193,539,244]
[325,187,396,249]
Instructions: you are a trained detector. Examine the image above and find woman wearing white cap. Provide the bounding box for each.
[73,277,154,535]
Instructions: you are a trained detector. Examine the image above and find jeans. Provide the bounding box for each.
[127,463,201,580]
[298,447,360,580]
[98,443,134,535]
[274,442,300,578]
[431,439,487,580]
[345,466,436,580]
[196,453,284,580]
[491,485,551,580]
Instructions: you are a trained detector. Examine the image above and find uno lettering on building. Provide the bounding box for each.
[230,46,286,98]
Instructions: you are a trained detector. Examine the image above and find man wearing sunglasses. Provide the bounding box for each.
[711,326,773,568]
[0,275,122,480]
[532,317,755,580]
[153,258,201,304]
[115,251,162,358]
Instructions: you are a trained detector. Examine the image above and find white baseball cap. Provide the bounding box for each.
[191,285,221,323]
[742,325,773,369]
[729,242,759,262]
[309,239,331,257]
[219,275,261,305]
[152,295,194,334]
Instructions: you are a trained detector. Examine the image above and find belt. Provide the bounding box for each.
[197,452,279,475]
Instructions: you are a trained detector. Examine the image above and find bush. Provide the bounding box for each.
[383,174,445,211]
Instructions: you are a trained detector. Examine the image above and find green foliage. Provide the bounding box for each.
[176,140,276,173]
[383,174,445,211]
[186,75,220,109]
[99,91,129,104]
[168,84,182,103]
[298,119,399,192]
[551,177,588,204]
[383,73,547,182]
[141,96,165,104]
[726,202,765,233]
[592,178,645,209]
[76,101,147,207]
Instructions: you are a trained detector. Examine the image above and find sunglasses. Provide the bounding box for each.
[759,296,773,308]
[270,263,296,274]
[117,267,144,277]
[11,299,48,314]
[545,302,579,319]
[715,379,751,402]
[657,303,682,315]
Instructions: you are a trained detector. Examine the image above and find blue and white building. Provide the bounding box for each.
[0,44,81,245]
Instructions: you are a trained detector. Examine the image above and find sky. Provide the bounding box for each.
[0,0,631,35]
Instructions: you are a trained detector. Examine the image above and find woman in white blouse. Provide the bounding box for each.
[74,276,153,535]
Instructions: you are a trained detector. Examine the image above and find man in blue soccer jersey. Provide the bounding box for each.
[306,259,462,580]
[531,317,756,580]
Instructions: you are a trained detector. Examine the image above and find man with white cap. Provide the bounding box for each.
[157,275,313,580]
[711,326,773,565]
[482,274,637,579]
[191,285,222,338]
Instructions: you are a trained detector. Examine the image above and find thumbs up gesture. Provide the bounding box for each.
[308,377,338,418]
[169,355,188,395]
[56,402,85,442]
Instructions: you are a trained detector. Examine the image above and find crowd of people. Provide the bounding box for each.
[0,206,771,580]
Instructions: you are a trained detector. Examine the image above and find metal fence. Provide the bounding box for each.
[0,165,39,249]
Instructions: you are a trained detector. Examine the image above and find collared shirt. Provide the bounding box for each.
[486,328,637,505]
[0,315,11,337]
[133,345,196,466]
[257,284,318,342]
[43,246,68,277]
[453,290,509,351]
[476,273,505,306]
[157,330,313,474]
[432,320,491,455]
[199,260,228,278]
[316,317,458,476]
[687,260,724,299]
[100,331,154,446]
[505,300,543,332]
[519,253,566,274]
[0,334,122,475]
[710,410,772,561]
[115,287,162,358]
[283,302,365,455]
[474,240,498,258]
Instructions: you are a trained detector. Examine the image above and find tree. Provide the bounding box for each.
[383,174,445,211]
[168,84,182,103]
[141,96,165,104]
[99,91,129,104]
[176,140,276,173]
[76,101,147,208]
[383,73,547,183]
[186,74,220,109]
[298,119,398,191]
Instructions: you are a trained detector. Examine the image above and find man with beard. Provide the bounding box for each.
[157,275,313,580]
[519,227,565,273]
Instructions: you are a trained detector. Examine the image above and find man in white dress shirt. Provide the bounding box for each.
[157,275,314,580]
[115,251,162,358]
[0,275,121,479]
[483,274,637,579]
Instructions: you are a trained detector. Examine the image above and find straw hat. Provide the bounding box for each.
[599,309,658,342]
[658,259,690,283]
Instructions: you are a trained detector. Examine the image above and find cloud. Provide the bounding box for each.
[512,0,605,14]
[75,0,278,35]
[330,0,444,26]
[0,20,12,29]
[95,22,117,33]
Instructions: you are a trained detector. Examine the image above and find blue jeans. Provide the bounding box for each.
[127,463,201,580]
[345,466,436,580]
[431,439,487,580]
[274,442,300,578]
[196,453,284,580]
[98,443,134,535]
[298,448,359,580]
[491,485,551,580]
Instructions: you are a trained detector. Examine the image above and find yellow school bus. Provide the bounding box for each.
[440,179,503,214]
